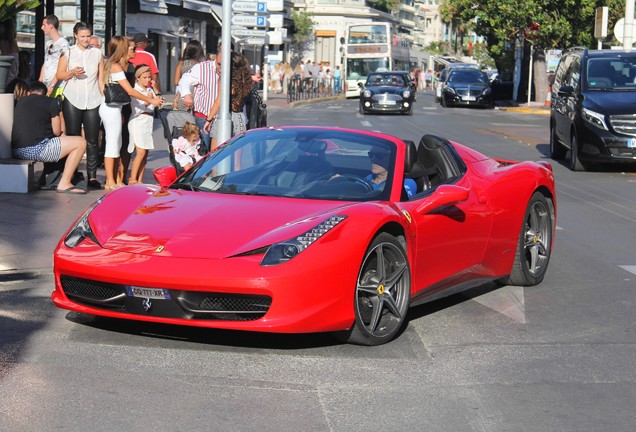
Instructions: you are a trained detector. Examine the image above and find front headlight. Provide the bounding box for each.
[482,87,492,95]
[403,89,411,98]
[444,86,455,94]
[261,215,347,266]
[582,108,608,130]
[64,197,104,248]
[363,89,372,98]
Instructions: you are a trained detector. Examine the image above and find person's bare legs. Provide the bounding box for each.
[128,146,148,185]
[117,145,131,186]
[104,157,120,190]
[56,135,87,192]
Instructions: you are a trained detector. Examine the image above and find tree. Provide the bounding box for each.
[289,11,315,66]
[366,0,400,13]
[440,0,627,102]
[0,0,40,23]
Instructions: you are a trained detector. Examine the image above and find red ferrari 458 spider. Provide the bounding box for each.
[52,126,556,345]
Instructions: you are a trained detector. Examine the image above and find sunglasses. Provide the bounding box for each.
[368,151,389,160]
[128,46,136,51]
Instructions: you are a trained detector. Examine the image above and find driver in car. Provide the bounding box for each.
[366,146,416,197]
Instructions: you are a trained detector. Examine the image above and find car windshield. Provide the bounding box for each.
[366,74,406,86]
[172,128,397,201]
[447,70,487,84]
[586,56,636,90]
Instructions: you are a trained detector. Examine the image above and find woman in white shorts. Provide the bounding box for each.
[99,36,163,190]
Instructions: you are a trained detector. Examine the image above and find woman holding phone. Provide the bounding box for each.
[56,21,104,189]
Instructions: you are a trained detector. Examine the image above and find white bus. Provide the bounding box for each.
[344,22,411,98]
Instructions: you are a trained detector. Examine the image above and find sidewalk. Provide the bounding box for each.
[495,100,550,115]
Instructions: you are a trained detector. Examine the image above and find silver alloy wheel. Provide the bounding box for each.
[522,199,551,277]
[354,237,410,342]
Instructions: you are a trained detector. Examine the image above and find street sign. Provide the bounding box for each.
[266,0,283,12]
[614,18,636,45]
[231,2,260,12]
[242,37,267,45]
[232,27,268,37]
[231,15,267,27]
[268,13,283,28]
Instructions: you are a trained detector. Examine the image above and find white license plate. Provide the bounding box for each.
[628,138,636,148]
[382,100,396,105]
[126,286,171,300]
[462,96,476,101]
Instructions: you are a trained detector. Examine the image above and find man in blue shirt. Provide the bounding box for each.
[365,146,417,197]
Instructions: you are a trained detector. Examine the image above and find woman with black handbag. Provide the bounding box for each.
[99,36,163,191]
[55,22,103,189]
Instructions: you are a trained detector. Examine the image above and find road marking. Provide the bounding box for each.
[473,286,526,323]
[618,265,636,276]
[490,123,543,127]
[361,120,372,126]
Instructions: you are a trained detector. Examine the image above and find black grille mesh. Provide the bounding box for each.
[61,276,124,300]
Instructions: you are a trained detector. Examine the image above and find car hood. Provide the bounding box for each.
[584,90,636,115]
[89,186,357,259]
[447,82,488,90]
[365,85,407,95]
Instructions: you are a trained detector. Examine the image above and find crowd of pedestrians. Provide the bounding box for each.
[271,60,342,98]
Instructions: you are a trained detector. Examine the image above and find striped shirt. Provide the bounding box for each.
[177,60,219,118]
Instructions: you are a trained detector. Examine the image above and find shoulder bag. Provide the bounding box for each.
[104,75,131,104]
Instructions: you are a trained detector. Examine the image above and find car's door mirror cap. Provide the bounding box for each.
[153,166,177,187]
[557,85,574,96]
[416,184,470,214]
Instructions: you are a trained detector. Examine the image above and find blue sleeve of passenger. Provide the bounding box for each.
[403,178,417,197]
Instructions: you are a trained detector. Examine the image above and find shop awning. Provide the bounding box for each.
[183,0,213,12]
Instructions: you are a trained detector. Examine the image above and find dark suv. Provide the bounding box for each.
[550,47,636,171]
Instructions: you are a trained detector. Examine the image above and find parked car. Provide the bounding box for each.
[435,63,480,102]
[358,71,415,115]
[52,126,556,346]
[550,47,636,171]
[440,68,493,108]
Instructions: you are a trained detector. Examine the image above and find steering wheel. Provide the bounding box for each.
[327,174,374,192]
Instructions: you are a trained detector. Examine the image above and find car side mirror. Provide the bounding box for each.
[557,85,574,96]
[415,185,469,214]
[153,166,177,187]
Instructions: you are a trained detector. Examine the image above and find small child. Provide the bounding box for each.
[172,121,203,171]
[127,65,158,185]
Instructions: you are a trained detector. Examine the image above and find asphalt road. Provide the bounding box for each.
[1,91,635,431]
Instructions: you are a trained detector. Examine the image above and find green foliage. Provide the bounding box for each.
[440,0,628,52]
[472,43,495,69]
[426,41,449,55]
[291,11,314,44]
[367,0,400,13]
[0,0,40,23]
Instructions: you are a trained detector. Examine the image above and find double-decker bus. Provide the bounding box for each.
[344,22,410,98]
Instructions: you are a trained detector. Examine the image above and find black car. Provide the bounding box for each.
[440,69,493,108]
[358,72,415,115]
[550,47,636,171]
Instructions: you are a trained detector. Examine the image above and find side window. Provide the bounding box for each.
[567,57,581,88]
[553,55,571,90]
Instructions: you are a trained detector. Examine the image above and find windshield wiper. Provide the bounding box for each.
[170,182,204,192]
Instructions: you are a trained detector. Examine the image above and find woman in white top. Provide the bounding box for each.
[56,22,104,189]
[99,36,163,191]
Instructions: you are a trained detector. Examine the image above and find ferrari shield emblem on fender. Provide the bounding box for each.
[401,209,412,223]
[155,245,164,253]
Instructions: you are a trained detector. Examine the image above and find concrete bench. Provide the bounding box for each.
[0,158,38,193]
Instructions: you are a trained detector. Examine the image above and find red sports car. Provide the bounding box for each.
[52,126,556,345]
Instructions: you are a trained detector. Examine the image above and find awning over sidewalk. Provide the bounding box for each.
[183,0,213,12]
[139,0,168,15]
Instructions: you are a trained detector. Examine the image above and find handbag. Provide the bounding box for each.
[50,80,67,110]
[104,77,131,104]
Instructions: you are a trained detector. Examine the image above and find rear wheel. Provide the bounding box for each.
[338,233,411,346]
[507,192,553,286]
[569,133,586,171]
[549,121,567,160]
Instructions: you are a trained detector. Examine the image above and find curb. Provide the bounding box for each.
[497,106,550,115]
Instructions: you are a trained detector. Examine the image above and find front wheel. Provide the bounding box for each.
[569,134,586,171]
[550,122,566,160]
[337,233,411,346]
[507,192,554,286]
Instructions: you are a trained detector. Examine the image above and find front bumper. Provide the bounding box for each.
[577,121,636,164]
[52,241,358,334]
[360,98,411,114]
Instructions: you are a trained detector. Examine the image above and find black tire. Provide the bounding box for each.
[549,121,567,160]
[507,192,554,286]
[440,96,447,108]
[337,233,411,346]
[569,133,586,171]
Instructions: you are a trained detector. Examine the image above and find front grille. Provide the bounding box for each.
[372,93,400,103]
[609,114,636,137]
[456,88,483,97]
[61,275,126,310]
[59,275,272,321]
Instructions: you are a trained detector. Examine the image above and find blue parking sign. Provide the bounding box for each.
[257,2,266,11]
[256,16,265,26]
